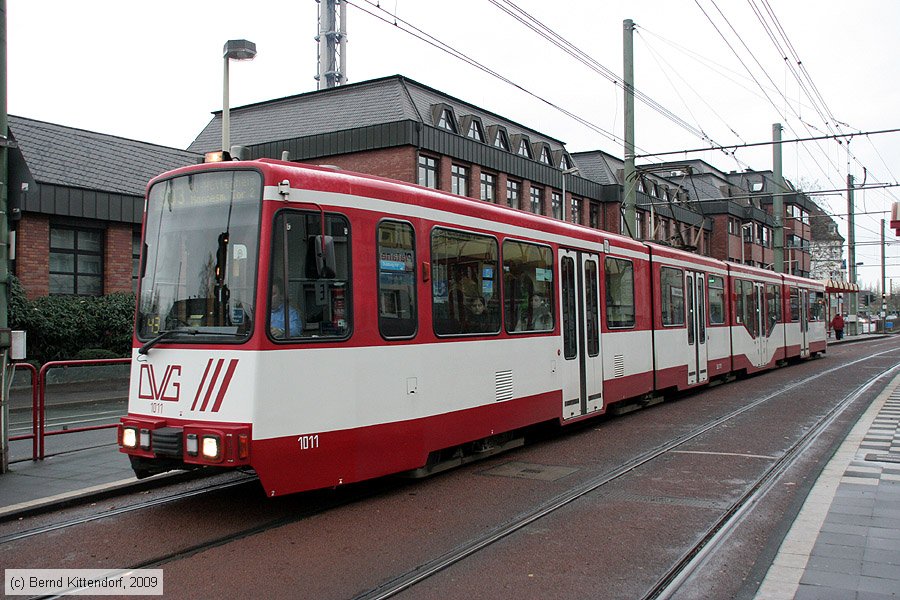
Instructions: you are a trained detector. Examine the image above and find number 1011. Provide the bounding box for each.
[298,434,320,450]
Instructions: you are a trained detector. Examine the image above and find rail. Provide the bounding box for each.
[10,358,131,461]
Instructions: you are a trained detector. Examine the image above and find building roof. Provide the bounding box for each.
[10,115,200,197]
[570,150,621,186]
[187,74,566,155]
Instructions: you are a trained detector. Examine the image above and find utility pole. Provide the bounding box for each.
[622,19,636,239]
[0,0,9,474]
[882,218,887,322]
[772,123,785,273]
[316,0,347,89]
[847,174,857,336]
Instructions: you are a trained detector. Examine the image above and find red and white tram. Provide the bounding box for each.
[119,159,826,496]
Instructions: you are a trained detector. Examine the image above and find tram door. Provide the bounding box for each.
[559,249,603,420]
[754,283,768,367]
[799,289,810,357]
[685,272,709,385]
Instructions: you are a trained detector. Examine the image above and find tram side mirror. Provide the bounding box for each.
[311,235,336,279]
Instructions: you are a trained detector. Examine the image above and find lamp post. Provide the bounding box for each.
[560,167,579,223]
[222,39,257,155]
[740,222,753,265]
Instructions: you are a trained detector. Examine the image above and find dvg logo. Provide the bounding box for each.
[138,363,182,401]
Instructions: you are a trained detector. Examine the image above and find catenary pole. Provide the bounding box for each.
[0,0,9,474]
[772,123,784,273]
[622,19,636,239]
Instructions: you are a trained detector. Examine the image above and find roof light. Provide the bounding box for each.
[204,150,232,163]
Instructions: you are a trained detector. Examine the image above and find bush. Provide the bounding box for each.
[8,276,135,365]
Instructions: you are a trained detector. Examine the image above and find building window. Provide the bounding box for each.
[571,198,581,224]
[480,172,496,202]
[467,120,485,142]
[451,164,469,196]
[560,155,572,170]
[518,139,532,158]
[590,202,599,229]
[418,154,438,189]
[551,192,562,219]
[437,108,457,133]
[540,147,553,165]
[530,186,543,215]
[495,129,510,151]
[506,179,520,209]
[132,231,141,293]
[49,226,103,296]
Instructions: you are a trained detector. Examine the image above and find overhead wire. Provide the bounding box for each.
[347,0,633,149]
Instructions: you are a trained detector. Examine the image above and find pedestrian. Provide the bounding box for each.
[831,313,845,340]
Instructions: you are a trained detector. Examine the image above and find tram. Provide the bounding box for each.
[119,158,826,496]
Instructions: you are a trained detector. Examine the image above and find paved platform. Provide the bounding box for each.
[0,444,145,519]
[755,371,900,599]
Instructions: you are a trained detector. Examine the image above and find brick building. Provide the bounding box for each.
[9,75,839,301]
[9,116,199,299]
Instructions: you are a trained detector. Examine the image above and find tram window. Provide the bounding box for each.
[605,257,635,328]
[736,280,758,338]
[561,256,577,358]
[660,267,684,326]
[809,291,825,321]
[708,275,725,324]
[431,228,500,336]
[789,287,800,321]
[585,260,600,356]
[378,221,417,339]
[502,240,554,333]
[269,210,351,340]
[766,284,781,336]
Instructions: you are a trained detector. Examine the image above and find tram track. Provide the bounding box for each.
[0,474,260,545]
[351,345,900,600]
[7,343,899,600]
[645,364,899,599]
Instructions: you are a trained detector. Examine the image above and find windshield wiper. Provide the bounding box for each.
[138,327,243,355]
[138,329,198,355]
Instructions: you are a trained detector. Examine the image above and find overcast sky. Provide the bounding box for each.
[9,1,900,289]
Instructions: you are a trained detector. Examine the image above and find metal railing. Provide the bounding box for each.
[10,358,130,461]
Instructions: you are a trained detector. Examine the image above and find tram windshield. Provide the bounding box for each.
[136,169,261,342]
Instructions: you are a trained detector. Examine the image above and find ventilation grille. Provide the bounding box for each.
[495,370,513,401]
[613,355,626,378]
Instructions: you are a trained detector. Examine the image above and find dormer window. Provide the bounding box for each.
[649,184,658,198]
[560,155,572,170]
[489,125,511,151]
[638,179,646,194]
[466,120,485,142]
[540,146,553,165]
[518,139,532,158]
[437,108,457,133]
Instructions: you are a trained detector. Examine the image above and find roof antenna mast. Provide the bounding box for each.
[315,0,347,89]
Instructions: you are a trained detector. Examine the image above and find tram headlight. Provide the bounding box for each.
[139,429,151,450]
[121,427,138,449]
[201,435,222,462]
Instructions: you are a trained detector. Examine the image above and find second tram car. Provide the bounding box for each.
[119,159,826,496]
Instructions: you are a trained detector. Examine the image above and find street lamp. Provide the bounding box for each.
[740,222,753,265]
[560,167,579,220]
[222,39,257,156]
